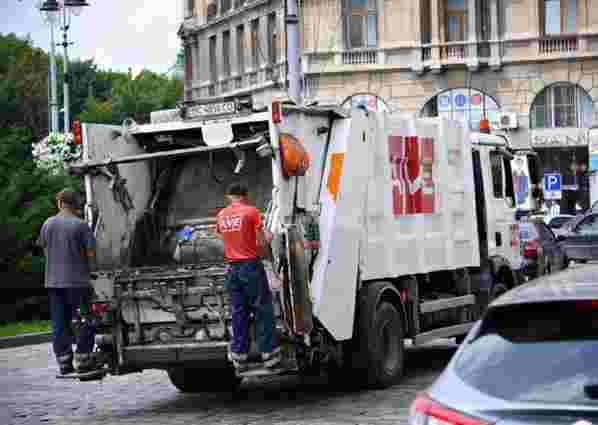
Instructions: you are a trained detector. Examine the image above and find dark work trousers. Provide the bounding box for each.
[226,260,279,354]
[48,287,96,360]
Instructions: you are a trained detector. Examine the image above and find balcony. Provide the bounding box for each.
[342,49,378,65]
[539,35,579,55]
[440,43,467,62]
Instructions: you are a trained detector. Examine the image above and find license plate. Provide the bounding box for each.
[186,101,237,120]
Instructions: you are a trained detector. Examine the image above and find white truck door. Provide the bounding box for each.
[311,111,372,341]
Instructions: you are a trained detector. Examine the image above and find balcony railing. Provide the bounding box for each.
[440,44,467,61]
[342,49,377,65]
[422,45,432,62]
[539,35,579,55]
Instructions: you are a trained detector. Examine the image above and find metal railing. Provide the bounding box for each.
[342,49,377,65]
[539,35,579,54]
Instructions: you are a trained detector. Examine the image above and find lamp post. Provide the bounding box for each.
[39,0,89,135]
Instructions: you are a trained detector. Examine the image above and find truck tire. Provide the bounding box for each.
[348,299,404,389]
[167,364,241,393]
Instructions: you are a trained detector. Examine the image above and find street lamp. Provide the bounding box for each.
[38,0,90,136]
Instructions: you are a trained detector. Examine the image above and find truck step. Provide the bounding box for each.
[419,295,475,314]
[235,360,298,378]
[56,368,107,381]
[413,322,475,346]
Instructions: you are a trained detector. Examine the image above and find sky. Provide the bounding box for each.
[0,1,182,74]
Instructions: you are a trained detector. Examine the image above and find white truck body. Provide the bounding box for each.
[71,101,524,390]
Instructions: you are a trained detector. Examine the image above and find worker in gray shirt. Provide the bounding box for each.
[39,189,98,375]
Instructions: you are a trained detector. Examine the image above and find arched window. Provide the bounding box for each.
[341,93,389,112]
[530,83,593,129]
[420,88,500,131]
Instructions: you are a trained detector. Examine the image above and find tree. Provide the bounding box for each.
[0,33,49,140]
[77,95,115,124]
[0,127,77,271]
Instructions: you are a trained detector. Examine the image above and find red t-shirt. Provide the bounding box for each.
[216,201,263,261]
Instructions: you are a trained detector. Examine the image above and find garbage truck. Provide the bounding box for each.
[68,97,525,391]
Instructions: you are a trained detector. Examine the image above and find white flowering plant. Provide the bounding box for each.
[33,132,82,173]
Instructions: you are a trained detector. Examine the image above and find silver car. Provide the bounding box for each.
[410,266,598,425]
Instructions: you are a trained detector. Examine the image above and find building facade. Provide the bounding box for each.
[180,0,598,213]
[179,0,287,109]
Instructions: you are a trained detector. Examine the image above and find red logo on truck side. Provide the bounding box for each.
[388,135,435,216]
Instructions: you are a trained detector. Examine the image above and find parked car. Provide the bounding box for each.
[559,212,598,262]
[547,214,575,237]
[410,265,598,425]
[519,219,567,279]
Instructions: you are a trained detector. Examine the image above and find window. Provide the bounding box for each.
[209,35,217,84]
[186,0,196,17]
[490,151,504,199]
[222,31,231,77]
[445,0,467,42]
[221,0,231,14]
[575,214,598,235]
[207,0,217,21]
[345,0,377,48]
[530,84,593,129]
[421,88,500,131]
[251,19,259,69]
[268,13,277,64]
[237,25,245,73]
[543,0,576,35]
[184,45,193,82]
[454,301,598,404]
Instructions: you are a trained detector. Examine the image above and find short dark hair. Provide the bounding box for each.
[226,182,248,197]
[56,189,81,209]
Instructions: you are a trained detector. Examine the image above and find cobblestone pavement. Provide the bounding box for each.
[0,340,456,425]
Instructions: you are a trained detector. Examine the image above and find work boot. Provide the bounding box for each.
[75,353,96,373]
[261,346,281,368]
[228,351,249,371]
[57,353,75,375]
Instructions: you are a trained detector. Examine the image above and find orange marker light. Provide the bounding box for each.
[279,133,310,178]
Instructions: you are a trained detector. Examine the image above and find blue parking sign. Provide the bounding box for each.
[543,173,562,200]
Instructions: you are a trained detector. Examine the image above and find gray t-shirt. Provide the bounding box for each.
[39,213,96,288]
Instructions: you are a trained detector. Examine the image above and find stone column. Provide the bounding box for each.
[489,0,501,70]
[412,0,424,74]
[430,0,442,73]
[467,0,479,70]
[334,0,343,65]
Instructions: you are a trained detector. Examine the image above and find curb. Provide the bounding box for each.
[0,332,52,349]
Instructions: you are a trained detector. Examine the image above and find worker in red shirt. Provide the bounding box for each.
[217,183,280,370]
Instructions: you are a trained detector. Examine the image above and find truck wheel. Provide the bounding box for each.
[167,364,241,393]
[351,300,404,389]
[370,302,404,387]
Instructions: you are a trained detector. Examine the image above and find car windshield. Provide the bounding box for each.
[454,301,598,405]
[519,222,538,241]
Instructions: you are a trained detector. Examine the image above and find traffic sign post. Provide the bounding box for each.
[543,173,562,200]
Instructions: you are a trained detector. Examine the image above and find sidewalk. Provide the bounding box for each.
[0,332,52,349]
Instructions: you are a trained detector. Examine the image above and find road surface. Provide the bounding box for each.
[1,340,456,425]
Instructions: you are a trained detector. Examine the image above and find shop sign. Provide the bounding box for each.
[531,128,589,148]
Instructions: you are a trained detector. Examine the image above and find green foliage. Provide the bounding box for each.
[0,321,51,337]
[0,127,77,271]
[0,33,49,140]
[77,95,115,124]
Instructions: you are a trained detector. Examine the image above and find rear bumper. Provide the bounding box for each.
[122,341,229,368]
